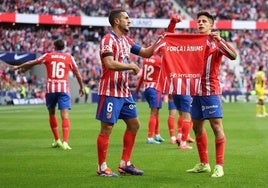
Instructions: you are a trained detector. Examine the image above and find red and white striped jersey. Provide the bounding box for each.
[140,55,162,90]
[98,31,138,97]
[36,51,78,93]
[198,36,237,96]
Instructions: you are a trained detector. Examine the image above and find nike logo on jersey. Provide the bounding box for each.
[14,54,29,60]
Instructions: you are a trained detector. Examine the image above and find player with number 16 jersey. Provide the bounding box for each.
[12,39,84,150]
[36,51,78,93]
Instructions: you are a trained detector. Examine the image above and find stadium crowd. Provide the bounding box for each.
[0,0,268,103]
[1,0,267,20]
[179,0,268,21]
[0,0,81,15]
[0,0,178,18]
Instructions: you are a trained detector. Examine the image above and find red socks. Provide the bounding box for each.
[154,115,160,135]
[62,118,70,142]
[181,120,192,141]
[121,131,136,163]
[97,134,109,166]
[97,131,137,167]
[196,133,209,164]
[49,115,59,140]
[177,116,183,136]
[49,116,71,143]
[215,137,226,166]
[196,133,226,166]
[147,115,157,138]
[168,116,175,137]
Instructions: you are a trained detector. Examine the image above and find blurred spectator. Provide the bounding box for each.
[0,0,81,16]
[178,0,268,21]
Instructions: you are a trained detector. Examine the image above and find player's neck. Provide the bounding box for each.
[111,28,124,38]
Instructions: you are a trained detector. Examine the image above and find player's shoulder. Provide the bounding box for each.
[144,55,161,64]
[256,71,264,76]
[153,55,161,61]
[103,32,112,38]
[45,52,72,61]
[100,32,112,42]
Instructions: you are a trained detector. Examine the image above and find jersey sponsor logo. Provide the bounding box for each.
[129,104,136,110]
[170,73,201,78]
[202,105,218,111]
[14,54,29,60]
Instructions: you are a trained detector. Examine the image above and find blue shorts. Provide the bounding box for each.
[96,95,137,124]
[191,95,222,120]
[168,99,176,110]
[144,88,162,109]
[46,92,71,110]
[172,94,191,112]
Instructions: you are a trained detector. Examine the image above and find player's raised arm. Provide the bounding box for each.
[167,14,182,33]
[12,59,38,71]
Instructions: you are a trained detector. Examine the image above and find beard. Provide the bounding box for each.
[120,24,129,33]
[123,28,129,33]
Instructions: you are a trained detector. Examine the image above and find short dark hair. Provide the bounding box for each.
[54,39,65,50]
[197,11,214,24]
[259,65,264,71]
[108,9,126,27]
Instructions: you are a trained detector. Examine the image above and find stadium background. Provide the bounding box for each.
[0,0,268,105]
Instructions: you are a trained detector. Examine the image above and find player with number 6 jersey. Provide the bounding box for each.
[95,9,162,177]
[12,39,85,150]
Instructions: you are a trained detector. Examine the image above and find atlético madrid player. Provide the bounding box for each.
[136,54,166,145]
[13,39,85,150]
[185,12,237,177]
[165,12,237,177]
[95,9,161,177]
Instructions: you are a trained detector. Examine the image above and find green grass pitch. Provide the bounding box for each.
[0,102,268,188]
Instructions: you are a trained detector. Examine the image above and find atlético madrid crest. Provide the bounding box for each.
[106,112,112,119]
[103,45,111,51]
